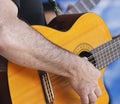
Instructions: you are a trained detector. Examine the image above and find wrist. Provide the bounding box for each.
[64,54,82,79]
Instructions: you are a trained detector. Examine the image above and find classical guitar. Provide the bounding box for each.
[8,13,120,104]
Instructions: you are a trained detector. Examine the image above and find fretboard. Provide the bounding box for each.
[89,35,120,70]
[66,0,100,14]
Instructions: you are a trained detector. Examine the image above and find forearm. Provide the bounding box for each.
[0,1,102,104]
[1,16,80,78]
[0,0,79,78]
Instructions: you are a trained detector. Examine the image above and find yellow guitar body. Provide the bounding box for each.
[8,13,111,104]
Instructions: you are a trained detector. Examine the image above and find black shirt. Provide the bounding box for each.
[13,0,46,25]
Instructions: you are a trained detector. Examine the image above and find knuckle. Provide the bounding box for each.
[90,95,97,102]
[98,90,102,96]
[80,88,88,96]
[81,97,89,104]
[90,100,96,104]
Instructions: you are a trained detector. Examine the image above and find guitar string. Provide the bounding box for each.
[87,37,120,60]
[88,39,120,63]
[96,47,120,70]
[84,37,120,69]
[100,41,120,68]
[88,39,120,65]
[67,0,99,14]
[88,49,120,70]
[89,47,119,65]
[92,36,119,56]
[89,45,120,67]
[65,0,118,63]
[90,45,120,69]
[42,74,54,103]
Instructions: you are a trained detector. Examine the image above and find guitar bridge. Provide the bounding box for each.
[39,72,54,104]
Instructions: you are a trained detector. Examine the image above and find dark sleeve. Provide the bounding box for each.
[18,0,46,25]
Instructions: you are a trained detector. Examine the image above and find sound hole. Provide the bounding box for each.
[79,51,96,66]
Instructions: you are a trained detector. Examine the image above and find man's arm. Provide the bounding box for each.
[0,1,101,104]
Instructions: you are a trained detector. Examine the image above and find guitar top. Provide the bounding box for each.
[7,13,120,104]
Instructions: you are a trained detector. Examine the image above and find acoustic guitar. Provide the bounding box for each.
[8,13,120,104]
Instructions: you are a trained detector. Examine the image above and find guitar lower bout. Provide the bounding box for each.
[8,13,112,104]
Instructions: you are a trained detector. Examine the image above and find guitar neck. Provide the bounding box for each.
[66,0,100,14]
[90,35,120,70]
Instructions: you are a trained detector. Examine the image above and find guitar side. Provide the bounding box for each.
[8,13,111,104]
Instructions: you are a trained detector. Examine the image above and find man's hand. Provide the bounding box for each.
[69,57,101,104]
[0,1,101,104]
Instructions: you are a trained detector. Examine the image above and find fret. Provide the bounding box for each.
[97,50,120,70]
[74,5,82,13]
[69,7,81,14]
[90,0,97,6]
[91,36,119,55]
[66,0,100,14]
[83,0,95,9]
[80,0,90,12]
[90,36,120,70]
[116,39,120,60]
[98,44,119,69]
[75,3,87,13]
[102,43,120,68]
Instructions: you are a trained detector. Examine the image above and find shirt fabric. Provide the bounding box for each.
[15,0,46,25]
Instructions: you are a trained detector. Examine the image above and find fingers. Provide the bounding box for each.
[88,92,97,104]
[94,87,102,97]
[80,92,97,104]
[80,87,101,104]
[81,92,97,104]
[80,89,89,104]
[81,95,89,104]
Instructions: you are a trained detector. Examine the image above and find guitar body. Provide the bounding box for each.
[8,13,111,104]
